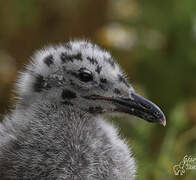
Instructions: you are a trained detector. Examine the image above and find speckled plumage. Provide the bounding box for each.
[0,40,137,179]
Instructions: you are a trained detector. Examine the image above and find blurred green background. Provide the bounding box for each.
[0,0,196,179]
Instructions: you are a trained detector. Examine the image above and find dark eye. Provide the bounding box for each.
[78,68,93,82]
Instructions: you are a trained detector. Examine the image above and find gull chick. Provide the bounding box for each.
[0,40,166,180]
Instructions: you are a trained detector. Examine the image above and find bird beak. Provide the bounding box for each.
[84,92,166,126]
[113,92,166,126]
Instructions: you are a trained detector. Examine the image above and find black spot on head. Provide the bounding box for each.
[104,57,115,68]
[114,88,121,95]
[74,53,82,61]
[44,55,54,67]
[88,106,103,113]
[99,83,108,91]
[95,65,102,74]
[108,58,115,68]
[118,74,130,88]
[61,52,74,63]
[61,89,77,99]
[100,78,107,83]
[61,52,82,63]
[87,57,98,65]
[34,75,45,92]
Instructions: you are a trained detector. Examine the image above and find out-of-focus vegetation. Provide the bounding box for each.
[0,0,195,179]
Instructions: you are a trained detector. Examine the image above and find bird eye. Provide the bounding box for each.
[78,68,93,82]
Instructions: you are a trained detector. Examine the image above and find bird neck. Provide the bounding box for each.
[16,97,95,127]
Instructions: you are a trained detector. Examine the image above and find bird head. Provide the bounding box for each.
[17,40,166,126]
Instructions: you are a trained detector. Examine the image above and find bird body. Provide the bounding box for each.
[0,101,135,179]
[0,40,165,179]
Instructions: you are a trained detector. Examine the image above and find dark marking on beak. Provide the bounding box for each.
[113,92,166,126]
[84,92,166,126]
